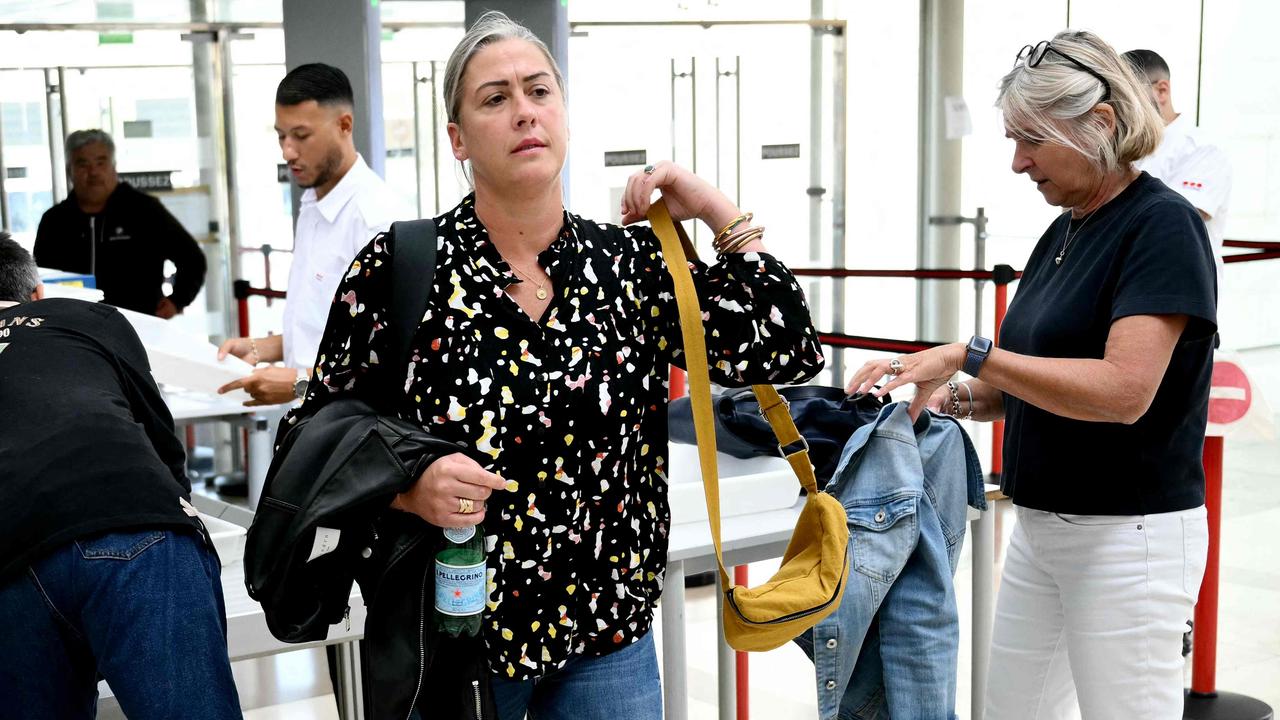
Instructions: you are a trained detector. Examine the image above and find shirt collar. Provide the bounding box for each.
[304,153,371,224]
[1165,113,1191,138]
[455,194,578,291]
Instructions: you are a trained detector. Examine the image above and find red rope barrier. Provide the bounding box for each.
[1224,250,1280,264]
[818,333,942,354]
[791,267,1022,281]
[1223,239,1280,250]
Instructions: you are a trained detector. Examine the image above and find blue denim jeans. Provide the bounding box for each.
[491,630,661,720]
[0,528,242,720]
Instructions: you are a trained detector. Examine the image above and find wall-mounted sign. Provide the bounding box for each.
[604,150,647,167]
[122,120,153,139]
[119,171,173,191]
[761,144,801,160]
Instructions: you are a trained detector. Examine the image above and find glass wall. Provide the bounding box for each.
[3,0,1277,353]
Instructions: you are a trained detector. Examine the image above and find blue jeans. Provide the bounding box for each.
[0,528,242,720]
[491,630,662,720]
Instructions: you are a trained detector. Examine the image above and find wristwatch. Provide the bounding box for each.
[293,371,310,400]
[962,335,993,378]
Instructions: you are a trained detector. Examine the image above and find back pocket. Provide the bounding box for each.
[76,529,166,561]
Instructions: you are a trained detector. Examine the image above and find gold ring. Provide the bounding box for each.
[458,497,474,514]
[888,358,904,376]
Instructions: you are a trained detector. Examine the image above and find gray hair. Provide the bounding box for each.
[0,232,40,304]
[65,129,116,165]
[443,10,565,124]
[997,30,1163,174]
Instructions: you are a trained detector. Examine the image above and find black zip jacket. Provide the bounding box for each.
[33,182,206,315]
[244,397,496,720]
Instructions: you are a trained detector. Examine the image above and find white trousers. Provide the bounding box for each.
[984,505,1208,720]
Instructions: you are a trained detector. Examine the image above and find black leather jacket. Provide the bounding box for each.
[244,397,496,719]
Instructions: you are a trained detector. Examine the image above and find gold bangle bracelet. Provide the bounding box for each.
[716,226,762,252]
[716,228,761,255]
[716,226,764,255]
[713,212,753,246]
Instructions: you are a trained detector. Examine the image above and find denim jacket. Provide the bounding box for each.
[797,402,985,720]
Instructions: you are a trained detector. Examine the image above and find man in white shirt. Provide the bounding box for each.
[1125,49,1232,281]
[218,63,407,405]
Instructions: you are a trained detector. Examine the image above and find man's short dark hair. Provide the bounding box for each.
[0,233,40,304]
[276,63,355,108]
[1123,49,1171,81]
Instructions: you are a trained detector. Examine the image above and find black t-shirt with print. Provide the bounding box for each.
[0,298,198,580]
[998,172,1217,516]
[290,194,826,679]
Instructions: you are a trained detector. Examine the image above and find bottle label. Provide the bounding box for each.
[435,559,486,616]
[443,525,476,544]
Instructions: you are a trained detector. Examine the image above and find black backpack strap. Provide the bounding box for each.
[383,219,438,406]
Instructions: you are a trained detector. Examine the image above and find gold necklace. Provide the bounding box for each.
[505,259,549,300]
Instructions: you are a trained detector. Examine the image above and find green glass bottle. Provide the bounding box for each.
[434,524,486,637]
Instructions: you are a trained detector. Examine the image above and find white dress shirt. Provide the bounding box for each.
[1136,113,1232,283]
[282,154,411,371]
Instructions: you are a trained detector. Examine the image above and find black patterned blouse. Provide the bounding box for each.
[293,194,825,679]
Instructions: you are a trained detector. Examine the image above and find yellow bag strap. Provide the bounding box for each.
[647,200,820,589]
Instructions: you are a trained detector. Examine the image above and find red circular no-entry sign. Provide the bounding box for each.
[1208,360,1252,426]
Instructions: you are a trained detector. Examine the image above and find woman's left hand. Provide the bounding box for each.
[620,160,733,228]
[845,343,967,420]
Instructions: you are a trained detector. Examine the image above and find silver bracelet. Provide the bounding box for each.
[960,381,975,420]
[946,381,962,417]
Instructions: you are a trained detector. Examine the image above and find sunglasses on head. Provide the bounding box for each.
[1015,40,1112,103]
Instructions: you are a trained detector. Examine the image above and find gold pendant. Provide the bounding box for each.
[536,287,548,300]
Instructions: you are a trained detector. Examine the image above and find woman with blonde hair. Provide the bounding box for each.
[294,10,824,719]
[847,30,1216,719]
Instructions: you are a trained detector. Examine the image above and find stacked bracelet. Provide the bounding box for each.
[946,381,962,417]
[715,226,765,255]
[713,212,752,246]
[960,381,975,420]
[248,337,261,365]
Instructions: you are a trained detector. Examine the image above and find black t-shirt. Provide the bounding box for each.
[0,298,198,580]
[998,172,1217,515]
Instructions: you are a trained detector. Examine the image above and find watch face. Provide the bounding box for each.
[970,336,993,353]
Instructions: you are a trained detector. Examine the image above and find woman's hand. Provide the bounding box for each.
[846,342,967,421]
[619,160,737,230]
[391,452,508,528]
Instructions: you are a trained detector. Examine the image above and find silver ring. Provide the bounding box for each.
[458,497,474,514]
[888,358,904,376]
[643,164,655,175]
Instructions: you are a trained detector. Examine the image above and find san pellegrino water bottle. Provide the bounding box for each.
[434,524,486,637]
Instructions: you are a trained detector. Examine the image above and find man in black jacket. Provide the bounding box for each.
[33,129,207,318]
[0,234,240,719]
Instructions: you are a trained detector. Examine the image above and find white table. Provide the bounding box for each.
[203,461,1002,720]
[165,389,275,507]
[658,482,1004,720]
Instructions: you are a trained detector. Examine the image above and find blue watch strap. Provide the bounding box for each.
[963,336,992,377]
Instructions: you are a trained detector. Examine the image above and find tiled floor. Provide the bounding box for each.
[236,422,1280,719]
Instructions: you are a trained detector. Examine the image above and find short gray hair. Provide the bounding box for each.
[997,30,1163,174]
[65,129,116,164]
[0,232,40,304]
[443,10,565,124]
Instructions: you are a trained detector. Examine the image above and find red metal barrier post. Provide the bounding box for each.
[990,264,1017,479]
